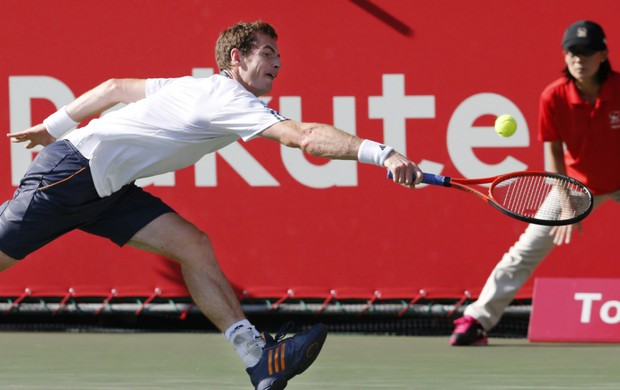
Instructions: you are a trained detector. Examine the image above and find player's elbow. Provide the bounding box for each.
[96,79,126,105]
[268,121,325,156]
[99,78,144,105]
[100,78,122,95]
[297,125,322,156]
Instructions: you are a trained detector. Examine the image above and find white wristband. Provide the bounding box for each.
[43,106,79,139]
[357,139,394,166]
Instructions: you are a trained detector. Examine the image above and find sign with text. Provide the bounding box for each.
[529,278,620,343]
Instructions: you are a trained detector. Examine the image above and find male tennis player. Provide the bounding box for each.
[450,20,620,346]
[2,21,422,388]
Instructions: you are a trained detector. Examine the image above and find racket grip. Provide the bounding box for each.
[421,173,449,186]
[387,171,449,186]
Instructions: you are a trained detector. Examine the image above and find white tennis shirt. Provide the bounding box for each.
[65,75,286,197]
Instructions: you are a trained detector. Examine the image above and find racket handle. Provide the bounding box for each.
[387,171,450,186]
[421,173,449,186]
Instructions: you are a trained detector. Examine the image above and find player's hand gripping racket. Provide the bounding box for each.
[388,171,593,226]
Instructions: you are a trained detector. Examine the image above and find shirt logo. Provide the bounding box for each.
[609,110,620,129]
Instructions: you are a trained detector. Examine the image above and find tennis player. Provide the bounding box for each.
[451,20,620,346]
[1,21,422,388]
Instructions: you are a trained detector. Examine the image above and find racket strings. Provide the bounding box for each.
[491,175,591,222]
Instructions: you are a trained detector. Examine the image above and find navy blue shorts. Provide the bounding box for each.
[0,140,175,260]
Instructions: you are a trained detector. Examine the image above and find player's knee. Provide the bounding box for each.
[189,230,214,253]
[177,231,217,265]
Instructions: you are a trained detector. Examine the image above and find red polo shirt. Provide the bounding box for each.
[538,71,620,194]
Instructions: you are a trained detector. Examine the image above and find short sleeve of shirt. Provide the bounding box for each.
[207,85,287,141]
[145,78,176,97]
[538,82,562,143]
[147,75,287,141]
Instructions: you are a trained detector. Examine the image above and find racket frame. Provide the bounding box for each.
[412,171,593,226]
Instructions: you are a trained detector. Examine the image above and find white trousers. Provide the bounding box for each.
[464,189,620,331]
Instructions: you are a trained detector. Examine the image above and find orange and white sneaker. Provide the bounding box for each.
[450,315,488,346]
[246,322,328,390]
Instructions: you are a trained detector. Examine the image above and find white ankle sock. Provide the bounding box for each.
[224,320,265,368]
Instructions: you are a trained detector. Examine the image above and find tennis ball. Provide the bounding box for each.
[494,114,517,137]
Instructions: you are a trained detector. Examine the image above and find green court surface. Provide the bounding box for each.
[0,332,618,389]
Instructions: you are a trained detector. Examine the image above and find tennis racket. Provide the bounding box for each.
[388,170,593,225]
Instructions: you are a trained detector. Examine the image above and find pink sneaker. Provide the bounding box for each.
[450,315,488,346]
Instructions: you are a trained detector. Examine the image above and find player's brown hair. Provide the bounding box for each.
[215,21,278,72]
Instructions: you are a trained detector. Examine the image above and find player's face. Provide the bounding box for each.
[564,46,608,83]
[237,34,281,96]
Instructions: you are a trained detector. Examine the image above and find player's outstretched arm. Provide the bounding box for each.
[65,78,147,122]
[260,120,422,187]
[7,78,146,149]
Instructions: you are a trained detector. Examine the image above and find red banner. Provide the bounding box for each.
[529,278,620,343]
[0,0,618,300]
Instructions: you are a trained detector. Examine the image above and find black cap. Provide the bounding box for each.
[562,20,607,51]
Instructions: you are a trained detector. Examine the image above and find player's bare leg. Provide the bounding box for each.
[128,213,328,390]
[127,212,245,331]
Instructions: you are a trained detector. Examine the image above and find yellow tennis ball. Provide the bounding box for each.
[494,114,517,137]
